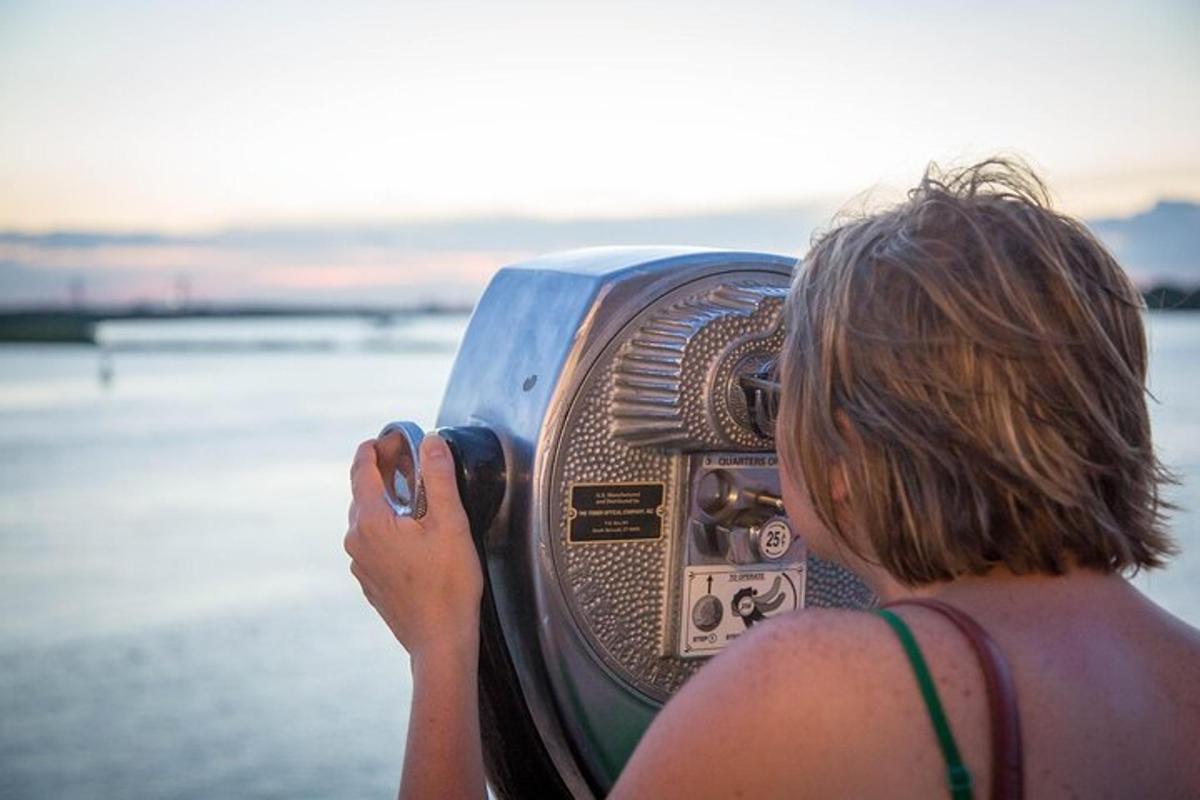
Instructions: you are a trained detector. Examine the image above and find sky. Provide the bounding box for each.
[0,0,1198,304]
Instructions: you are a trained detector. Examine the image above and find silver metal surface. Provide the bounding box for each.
[429,247,876,797]
[609,281,789,450]
[376,420,427,519]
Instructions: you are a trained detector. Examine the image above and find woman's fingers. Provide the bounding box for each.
[350,434,469,531]
[350,439,390,521]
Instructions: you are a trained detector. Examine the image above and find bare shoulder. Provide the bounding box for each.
[611,608,980,799]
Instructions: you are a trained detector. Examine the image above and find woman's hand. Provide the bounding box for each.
[344,434,484,661]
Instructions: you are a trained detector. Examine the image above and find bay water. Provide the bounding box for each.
[0,313,1196,799]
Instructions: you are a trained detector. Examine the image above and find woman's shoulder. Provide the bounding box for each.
[612,607,988,799]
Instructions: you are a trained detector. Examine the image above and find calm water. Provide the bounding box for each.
[1,313,1197,799]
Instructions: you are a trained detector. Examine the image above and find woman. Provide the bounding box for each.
[344,160,1200,798]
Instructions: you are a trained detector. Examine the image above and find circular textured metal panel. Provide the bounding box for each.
[549,273,875,702]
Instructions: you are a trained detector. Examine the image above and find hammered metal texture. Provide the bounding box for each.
[806,557,878,608]
[550,275,874,702]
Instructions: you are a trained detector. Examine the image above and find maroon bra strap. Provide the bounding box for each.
[882,598,1024,800]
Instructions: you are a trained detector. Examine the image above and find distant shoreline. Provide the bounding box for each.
[0,290,1195,344]
[1143,286,1200,312]
[0,304,473,344]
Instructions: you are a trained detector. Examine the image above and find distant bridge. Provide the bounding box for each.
[0,304,473,343]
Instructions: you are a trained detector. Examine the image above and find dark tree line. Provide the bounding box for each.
[1143,286,1200,310]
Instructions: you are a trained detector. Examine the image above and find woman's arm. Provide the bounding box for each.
[345,435,487,800]
[401,635,485,800]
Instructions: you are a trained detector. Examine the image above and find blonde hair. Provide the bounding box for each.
[778,158,1176,585]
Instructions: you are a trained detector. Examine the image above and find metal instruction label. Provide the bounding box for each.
[568,481,665,543]
[702,452,778,469]
[677,563,806,657]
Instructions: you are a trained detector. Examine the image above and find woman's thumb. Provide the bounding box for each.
[419,433,467,525]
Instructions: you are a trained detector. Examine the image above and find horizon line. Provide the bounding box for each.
[3,194,1197,240]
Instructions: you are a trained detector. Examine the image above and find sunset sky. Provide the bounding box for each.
[1,0,1198,304]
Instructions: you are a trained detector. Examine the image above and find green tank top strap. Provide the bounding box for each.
[875,608,975,800]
